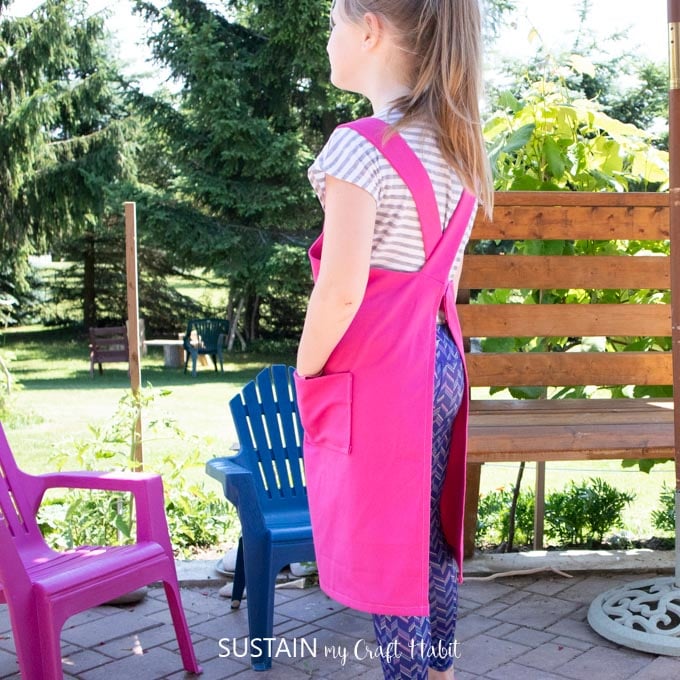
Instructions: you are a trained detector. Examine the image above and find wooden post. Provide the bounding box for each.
[463,462,482,558]
[125,202,143,470]
[668,0,680,586]
[534,461,546,550]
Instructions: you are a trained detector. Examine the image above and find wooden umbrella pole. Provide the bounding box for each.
[584,6,680,642]
[669,0,680,587]
[125,202,143,470]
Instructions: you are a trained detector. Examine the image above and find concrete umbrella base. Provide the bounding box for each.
[588,576,680,655]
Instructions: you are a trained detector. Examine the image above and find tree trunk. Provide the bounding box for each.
[83,230,96,328]
[226,296,246,351]
[321,110,338,140]
[506,461,526,552]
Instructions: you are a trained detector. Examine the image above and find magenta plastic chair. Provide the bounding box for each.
[0,423,202,679]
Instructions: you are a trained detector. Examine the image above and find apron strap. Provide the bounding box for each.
[340,117,442,259]
[423,189,477,277]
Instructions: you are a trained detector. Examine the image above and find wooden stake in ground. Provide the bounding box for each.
[125,202,143,469]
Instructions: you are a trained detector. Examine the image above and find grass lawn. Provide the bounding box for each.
[478,459,675,541]
[1,325,675,545]
[2,325,296,486]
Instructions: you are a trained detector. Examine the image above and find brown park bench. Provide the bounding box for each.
[88,326,129,377]
[459,191,673,557]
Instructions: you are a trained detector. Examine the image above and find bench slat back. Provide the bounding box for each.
[89,326,129,359]
[458,192,670,389]
[471,193,668,240]
[466,352,672,387]
[462,255,669,290]
[458,305,670,338]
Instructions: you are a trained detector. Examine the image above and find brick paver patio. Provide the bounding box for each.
[0,567,679,679]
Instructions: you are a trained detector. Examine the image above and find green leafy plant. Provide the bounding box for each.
[477,487,508,542]
[486,59,668,192]
[544,477,635,546]
[586,478,636,543]
[161,450,237,553]
[544,484,588,546]
[38,387,236,557]
[0,348,39,428]
[476,486,535,547]
[0,351,14,420]
[652,483,675,534]
[40,492,133,549]
[481,55,670,374]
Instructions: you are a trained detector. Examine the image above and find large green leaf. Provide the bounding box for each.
[509,174,541,190]
[592,137,623,175]
[509,386,546,400]
[621,458,672,473]
[631,146,669,184]
[497,90,523,113]
[592,111,646,144]
[484,114,512,139]
[480,337,517,353]
[501,123,536,154]
[522,240,566,256]
[543,137,566,179]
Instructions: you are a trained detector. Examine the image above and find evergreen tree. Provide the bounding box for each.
[131,0,330,340]
[0,0,135,325]
[132,0,518,341]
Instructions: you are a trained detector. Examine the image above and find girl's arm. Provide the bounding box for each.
[296,175,376,377]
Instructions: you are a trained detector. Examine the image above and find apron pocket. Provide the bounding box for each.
[294,371,352,454]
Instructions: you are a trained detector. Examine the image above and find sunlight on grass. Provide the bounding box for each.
[3,326,295,488]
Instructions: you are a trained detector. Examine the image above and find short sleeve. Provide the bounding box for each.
[308,127,382,208]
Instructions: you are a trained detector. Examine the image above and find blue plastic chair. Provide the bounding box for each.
[183,318,229,377]
[206,365,315,671]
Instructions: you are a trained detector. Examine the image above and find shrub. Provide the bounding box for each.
[160,450,238,552]
[38,388,237,557]
[652,483,675,534]
[477,487,508,543]
[544,478,635,547]
[476,486,535,547]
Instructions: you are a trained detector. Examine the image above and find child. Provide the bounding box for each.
[295,1,492,678]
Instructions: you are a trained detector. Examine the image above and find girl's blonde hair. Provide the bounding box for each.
[336,0,493,217]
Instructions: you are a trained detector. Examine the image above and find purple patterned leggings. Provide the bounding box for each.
[372,325,465,679]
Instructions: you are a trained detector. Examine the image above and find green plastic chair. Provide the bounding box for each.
[182,318,229,376]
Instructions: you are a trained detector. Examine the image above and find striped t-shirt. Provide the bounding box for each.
[308,108,477,282]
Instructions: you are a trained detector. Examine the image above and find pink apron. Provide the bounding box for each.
[295,117,476,616]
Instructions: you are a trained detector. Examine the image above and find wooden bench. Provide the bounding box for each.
[88,326,129,377]
[459,192,673,557]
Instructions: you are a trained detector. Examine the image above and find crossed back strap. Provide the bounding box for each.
[341,117,475,266]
